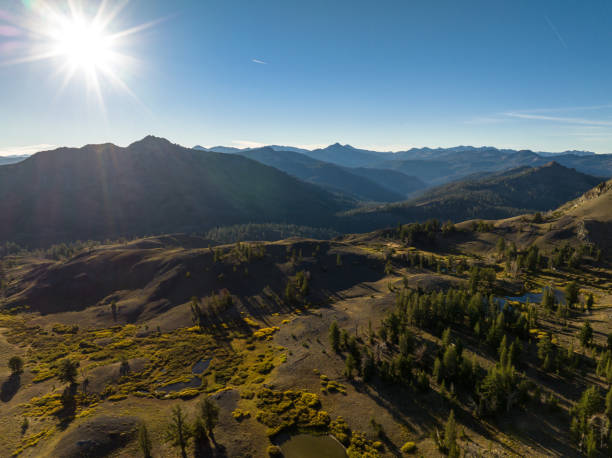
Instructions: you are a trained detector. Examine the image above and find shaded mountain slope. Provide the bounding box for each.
[341,162,603,231]
[0,136,348,246]
[548,153,612,178]
[230,147,425,201]
[346,166,426,197]
[373,148,546,185]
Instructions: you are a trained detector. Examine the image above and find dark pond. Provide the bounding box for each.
[158,376,202,393]
[192,358,212,374]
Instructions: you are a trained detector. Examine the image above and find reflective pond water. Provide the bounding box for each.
[498,287,566,308]
[192,357,212,374]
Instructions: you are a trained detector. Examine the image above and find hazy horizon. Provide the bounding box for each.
[0,136,603,158]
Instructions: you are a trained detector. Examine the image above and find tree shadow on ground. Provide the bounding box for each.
[0,373,20,402]
[55,384,78,430]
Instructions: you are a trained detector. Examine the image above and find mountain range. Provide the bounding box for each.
[197,143,612,186]
[0,136,347,246]
[201,146,426,202]
[0,136,609,247]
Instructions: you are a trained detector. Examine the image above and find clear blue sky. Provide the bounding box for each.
[1,0,612,155]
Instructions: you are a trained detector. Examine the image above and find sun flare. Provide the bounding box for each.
[52,18,113,72]
[0,0,156,107]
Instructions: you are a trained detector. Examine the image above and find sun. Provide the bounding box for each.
[0,0,158,107]
[52,17,113,72]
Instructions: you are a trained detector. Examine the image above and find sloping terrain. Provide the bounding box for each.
[1,206,611,457]
[0,137,348,246]
[340,162,603,231]
[3,237,385,322]
[2,173,612,457]
[552,177,612,253]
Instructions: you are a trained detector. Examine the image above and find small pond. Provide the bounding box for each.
[497,287,566,308]
[280,434,347,458]
[192,358,212,374]
[158,376,201,393]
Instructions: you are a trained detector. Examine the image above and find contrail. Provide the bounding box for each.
[545,15,567,48]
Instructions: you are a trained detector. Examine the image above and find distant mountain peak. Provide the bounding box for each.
[327,142,354,149]
[128,135,175,150]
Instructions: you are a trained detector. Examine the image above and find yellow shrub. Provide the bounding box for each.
[253,327,279,340]
[232,408,251,421]
[109,338,134,349]
[243,317,259,327]
[169,389,200,399]
[400,441,416,454]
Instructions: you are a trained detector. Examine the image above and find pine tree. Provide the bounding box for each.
[8,356,23,374]
[329,321,340,352]
[444,410,459,458]
[498,335,508,367]
[579,321,593,348]
[565,281,579,308]
[138,422,152,458]
[57,358,79,385]
[362,352,376,382]
[165,405,192,458]
[345,354,356,379]
[111,301,118,322]
[541,287,556,311]
[198,397,220,441]
[496,236,505,255]
[585,428,597,458]
[433,357,443,383]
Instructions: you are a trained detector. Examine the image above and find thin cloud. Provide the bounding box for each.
[0,143,56,156]
[293,143,328,150]
[505,112,612,127]
[231,141,329,151]
[515,104,612,114]
[232,140,266,149]
[544,15,567,48]
[251,59,267,64]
